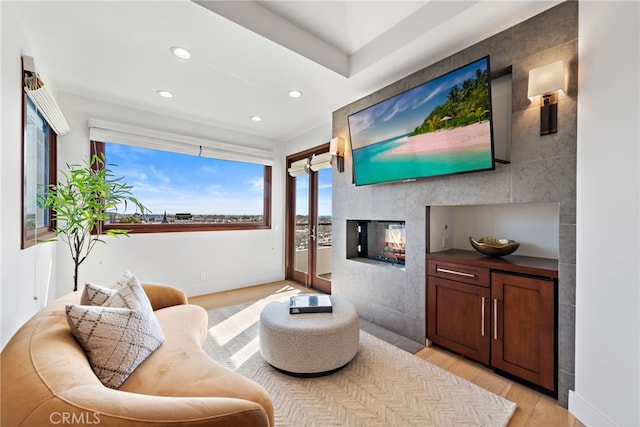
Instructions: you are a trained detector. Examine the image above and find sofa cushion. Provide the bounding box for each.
[119,304,274,423]
[66,272,165,389]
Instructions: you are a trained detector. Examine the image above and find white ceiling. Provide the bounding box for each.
[12,0,561,143]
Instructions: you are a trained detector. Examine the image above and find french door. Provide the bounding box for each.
[286,144,332,294]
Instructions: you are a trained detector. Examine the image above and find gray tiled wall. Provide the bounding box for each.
[331,1,577,407]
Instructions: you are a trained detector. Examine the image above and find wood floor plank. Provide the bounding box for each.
[468,366,512,396]
[444,358,483,382]
[527,394,580,427]
[504,381,542,413]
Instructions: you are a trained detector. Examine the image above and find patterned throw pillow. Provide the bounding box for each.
[80,283,117,306]
[66,271,165,389]
[103,271,155,314]
[80,270,137,305]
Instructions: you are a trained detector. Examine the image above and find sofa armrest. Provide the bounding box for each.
[22,386,270,426]
[142,283,188,310]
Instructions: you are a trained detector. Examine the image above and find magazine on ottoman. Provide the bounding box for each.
[289,294,333,314]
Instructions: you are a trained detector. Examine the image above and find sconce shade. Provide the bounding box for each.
[528,60,565,135]
[288,158,309,177]
[329,136,345,172]
[528,60,565,99]
[310,152,333,171]
[329,136,344,155]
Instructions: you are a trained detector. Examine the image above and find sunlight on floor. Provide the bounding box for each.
[229,337,260,368]
[208,285,302,347]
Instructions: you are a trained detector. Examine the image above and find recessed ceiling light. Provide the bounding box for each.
[288,90,303,98]
[157,90,173,98]
[250,115,262,122]
[170,46,191,59]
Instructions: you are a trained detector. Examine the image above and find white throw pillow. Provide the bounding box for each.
[80,282,117,306]
[66,271,165,389]
[80,270,138,306]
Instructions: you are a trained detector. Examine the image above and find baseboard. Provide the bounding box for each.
[568,390,616,426]
[183,283,223,298]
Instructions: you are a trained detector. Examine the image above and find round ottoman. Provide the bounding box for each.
[259,295,359,376]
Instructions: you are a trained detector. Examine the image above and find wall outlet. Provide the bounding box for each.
[199,272,206,280]
[442,235,449,248]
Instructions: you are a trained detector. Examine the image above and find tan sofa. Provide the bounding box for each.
[1,284,274,426]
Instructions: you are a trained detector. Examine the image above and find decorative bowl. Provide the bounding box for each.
[469,236,520,257]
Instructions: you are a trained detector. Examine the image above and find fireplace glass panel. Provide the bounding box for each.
[356,220,406,265]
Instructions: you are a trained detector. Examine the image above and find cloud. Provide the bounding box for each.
[412,82,448,109]
[247,176,264,193]
[198,164,218,175]
[117,167,148,183]
[348,110,375,135]
[382,96,411,122]
[149,166,171,184]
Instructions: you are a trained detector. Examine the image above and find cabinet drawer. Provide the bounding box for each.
[427,260,490,287]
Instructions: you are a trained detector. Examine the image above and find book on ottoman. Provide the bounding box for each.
[289,294,333,314]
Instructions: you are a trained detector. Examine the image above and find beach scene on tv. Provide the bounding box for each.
[348,57,494,186]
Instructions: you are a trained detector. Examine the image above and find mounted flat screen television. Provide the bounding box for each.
[348,56,495,186]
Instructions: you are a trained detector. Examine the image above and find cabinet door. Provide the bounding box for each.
[427,276,490,364]
[491,272,555,391]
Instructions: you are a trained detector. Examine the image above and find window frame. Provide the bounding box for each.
[91,141,272,233]
[21,90,57,249]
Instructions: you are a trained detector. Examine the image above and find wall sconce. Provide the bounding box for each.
[329,136,345,172]
[528,60,565,135]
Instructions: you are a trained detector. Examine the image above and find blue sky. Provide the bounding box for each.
[294,167,332,217]
[106,143,265,215]
[348,57,489,149]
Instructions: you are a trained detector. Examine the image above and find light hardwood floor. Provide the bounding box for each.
[189,280,583,427]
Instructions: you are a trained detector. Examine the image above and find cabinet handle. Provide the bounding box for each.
[436,267,475,278]
[481,297,486,337]
[493,298,498,340]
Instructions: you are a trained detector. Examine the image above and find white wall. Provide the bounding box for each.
[1,2,57,348]
[429,203,559,258]
[571,2,640,426]
[283,121,332,157]
[54,92,286,298]
[1,2,289,348]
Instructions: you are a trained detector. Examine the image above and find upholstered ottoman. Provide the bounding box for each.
[259,295,359,376]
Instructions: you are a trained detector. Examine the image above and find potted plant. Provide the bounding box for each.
[39,153,148,291]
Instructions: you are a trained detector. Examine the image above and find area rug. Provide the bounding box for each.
[203,298,516,427]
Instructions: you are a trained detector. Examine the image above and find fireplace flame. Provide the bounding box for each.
[384,225,406,262]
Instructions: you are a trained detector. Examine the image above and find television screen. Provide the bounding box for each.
[348,56,495,186]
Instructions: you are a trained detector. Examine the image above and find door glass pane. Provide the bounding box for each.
[316,168,332,281]
[294,173,309,275]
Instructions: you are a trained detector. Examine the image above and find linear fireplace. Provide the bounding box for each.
[347,220,406,265]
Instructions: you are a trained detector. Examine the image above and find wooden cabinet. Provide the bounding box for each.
[426,250,557,393]
[427,260,491,364]
[491,272,555,391]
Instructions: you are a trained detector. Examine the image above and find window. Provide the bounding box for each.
[91,141,271,233]
[22,95,57,248]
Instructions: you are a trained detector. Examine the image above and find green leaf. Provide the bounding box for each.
[39,154,148,291]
